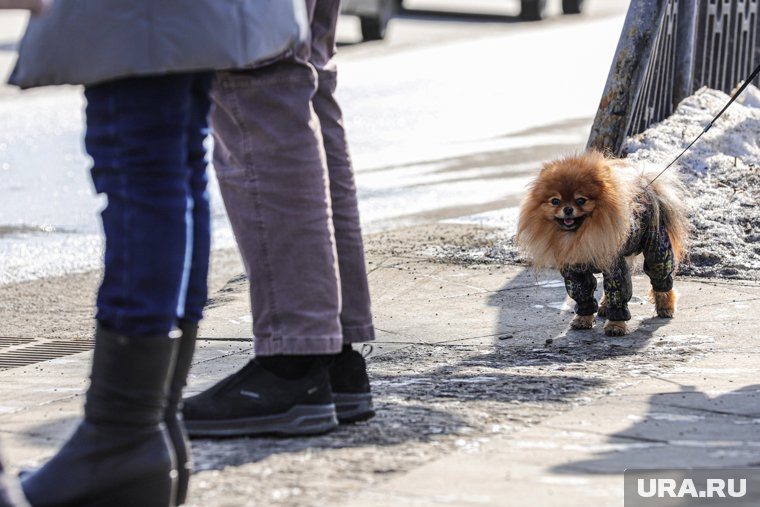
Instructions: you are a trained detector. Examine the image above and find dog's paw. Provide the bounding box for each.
[651,289,677,318]
[571,314,595,330]
[597,294,608,318]
[604,320,628,336]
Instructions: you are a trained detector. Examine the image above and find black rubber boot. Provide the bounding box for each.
[21,325,179,507]
[165,320,197,506]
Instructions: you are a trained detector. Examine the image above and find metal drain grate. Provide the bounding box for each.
[0,337,94,371]
[0,337,35,349]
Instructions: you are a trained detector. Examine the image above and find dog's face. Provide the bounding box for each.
[532,158,606,234]
[516,151,632,271]
[543,189,597,232]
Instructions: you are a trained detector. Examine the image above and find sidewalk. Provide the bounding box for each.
[0,224,759,506]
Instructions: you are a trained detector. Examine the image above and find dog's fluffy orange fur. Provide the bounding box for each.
[517,151,687,272]
[516,151,689,333]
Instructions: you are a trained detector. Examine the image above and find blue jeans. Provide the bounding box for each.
[85,73,213,337]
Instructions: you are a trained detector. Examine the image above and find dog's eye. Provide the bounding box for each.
[550,198,561,206]
[575,198,587,206]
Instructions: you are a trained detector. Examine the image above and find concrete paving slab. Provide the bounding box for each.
[337,347,760,507]
[0,250,758,506]
[606,352,760,397]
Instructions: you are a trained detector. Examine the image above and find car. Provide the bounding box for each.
[521,0,585,20]
[341,0,397,42]
[341,0,585,42]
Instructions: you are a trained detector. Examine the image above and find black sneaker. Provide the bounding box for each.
[182,359,338,437]
[329,345,375,423]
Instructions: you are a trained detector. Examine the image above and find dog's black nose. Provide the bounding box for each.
[563,207,574,216]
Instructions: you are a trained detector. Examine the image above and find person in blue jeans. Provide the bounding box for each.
[8,2,306,505]
[86,75,213,340]
[16,73,214,507]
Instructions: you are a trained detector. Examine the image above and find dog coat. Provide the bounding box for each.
[559,202,676,322]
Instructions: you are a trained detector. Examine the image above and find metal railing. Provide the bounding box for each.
[587,0,760,156]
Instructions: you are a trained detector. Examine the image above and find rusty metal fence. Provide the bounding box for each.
[587,0,760,156]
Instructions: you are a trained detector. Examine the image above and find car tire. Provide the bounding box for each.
[360,16,387,41]
[520,0,547,21]
[562,0,584,14]
[360,0,395,41]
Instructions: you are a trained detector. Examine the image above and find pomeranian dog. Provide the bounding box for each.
[516,151,689,336]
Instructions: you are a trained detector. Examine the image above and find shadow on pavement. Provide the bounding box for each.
[551,384,760,475]
[487,267,671,365]
[185,268,679,474]
[187,366,602,473]
[188,402,468,473]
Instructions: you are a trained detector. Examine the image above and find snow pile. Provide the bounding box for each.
[624,86,760,280]
[431,86,760,281]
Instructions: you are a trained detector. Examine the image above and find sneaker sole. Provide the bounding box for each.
[333,392,375,423]
[185,404,338,438]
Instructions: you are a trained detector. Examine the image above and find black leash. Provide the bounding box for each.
[648,61,760,186]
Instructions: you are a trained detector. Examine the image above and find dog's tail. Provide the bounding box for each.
[642,170,690,265]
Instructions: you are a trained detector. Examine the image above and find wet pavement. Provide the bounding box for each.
[0,4,630,283]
